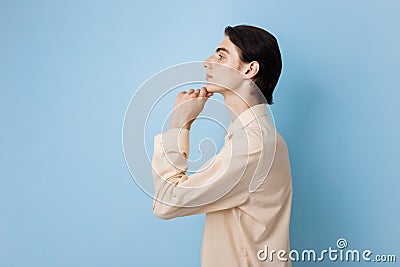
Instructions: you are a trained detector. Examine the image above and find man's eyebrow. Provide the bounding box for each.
[216,47,230,54]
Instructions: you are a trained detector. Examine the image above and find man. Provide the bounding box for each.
[151,25,292,266]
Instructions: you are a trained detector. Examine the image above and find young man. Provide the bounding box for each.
[151,25,292,266]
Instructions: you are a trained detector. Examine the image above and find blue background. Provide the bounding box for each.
[1,0,399,266]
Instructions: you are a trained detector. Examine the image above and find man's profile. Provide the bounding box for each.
[151,25,292,267]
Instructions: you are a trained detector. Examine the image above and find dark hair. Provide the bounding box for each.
[224,25,282,105]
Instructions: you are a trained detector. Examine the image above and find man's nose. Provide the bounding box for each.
[203,55,213,69]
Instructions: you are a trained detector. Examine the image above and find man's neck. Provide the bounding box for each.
[222,85,266,122]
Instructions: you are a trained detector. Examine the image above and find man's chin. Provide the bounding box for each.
[205,82,223,93]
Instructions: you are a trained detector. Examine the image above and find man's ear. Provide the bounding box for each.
[243,61,259,79]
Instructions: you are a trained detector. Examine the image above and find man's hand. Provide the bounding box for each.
[170,87,213,130]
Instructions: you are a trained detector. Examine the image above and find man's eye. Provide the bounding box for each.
[218,54,224,60]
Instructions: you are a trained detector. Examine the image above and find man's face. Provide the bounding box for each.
[204,36,247,93]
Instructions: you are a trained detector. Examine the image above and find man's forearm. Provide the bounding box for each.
[170,119,192,130]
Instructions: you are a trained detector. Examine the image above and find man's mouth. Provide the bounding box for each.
[206,74,213,80]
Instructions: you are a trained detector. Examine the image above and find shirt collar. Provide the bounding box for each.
[225,103,268,137]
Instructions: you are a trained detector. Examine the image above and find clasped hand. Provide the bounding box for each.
[170,87,213,130]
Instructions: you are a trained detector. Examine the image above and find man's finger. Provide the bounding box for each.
[199,87,207,97]
[191,89,200,98]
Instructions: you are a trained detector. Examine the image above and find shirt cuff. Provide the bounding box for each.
[154,128,190,158]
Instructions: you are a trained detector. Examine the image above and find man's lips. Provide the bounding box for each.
[206,74,213,80]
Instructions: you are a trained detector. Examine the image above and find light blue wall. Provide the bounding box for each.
[1,1,399,266]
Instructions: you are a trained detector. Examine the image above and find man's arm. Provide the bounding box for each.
[151,125,264,220]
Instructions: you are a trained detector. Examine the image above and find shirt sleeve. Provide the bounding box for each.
[151,126,264,220]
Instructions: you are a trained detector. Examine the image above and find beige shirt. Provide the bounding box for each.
[152,103,293,267]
